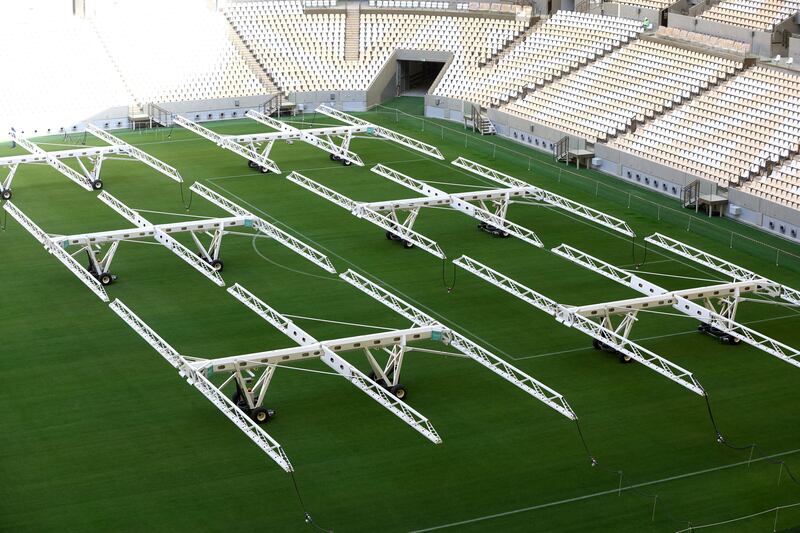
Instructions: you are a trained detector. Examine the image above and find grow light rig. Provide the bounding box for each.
[286,158,634,258]
[2,185,334,300]
[172,105,443,174]
[1,127,183,199]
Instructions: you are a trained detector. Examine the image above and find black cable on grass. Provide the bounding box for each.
[0,207,7,231]
[630,235,648,270]
[290,471,333,532]
[702,388,800,486]
[441,256,457,293]
[179,181,194,211]
[574,418,598,467]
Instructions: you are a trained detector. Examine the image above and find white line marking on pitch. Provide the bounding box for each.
[408,447,800,532]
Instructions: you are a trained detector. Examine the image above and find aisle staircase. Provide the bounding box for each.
[224,13,282,94]
[345,2,361,61]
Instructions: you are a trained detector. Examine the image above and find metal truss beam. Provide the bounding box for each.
[338,269,578,419]
[173,116,281,173]
[55,216,247,246]
[453,255,705,396]
[286,171,446,259]
[97,191,225,286]
[107,299,293,472]
[3,201,109,301]
[8,130,95,191]
[553,244,800,369]
[85,125,184,183]
[0,146,121,167]
[644,233,800,306]
[315,105,444,160]
[245,110,363,166]
[189,182,336,273]
[224,283,441,443]
[451,157,635,238]
[227,125,368,143]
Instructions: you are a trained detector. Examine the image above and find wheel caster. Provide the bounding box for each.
[342,159,352,166]
[330,153,340,161]
[402,240,414,249]
[499,231,510,238]
[251,407,273,424]
[92,179,104,190]
[697,323,710,333]
[592,339,601,350]
[260,166,270,174]
[618,353,633,364]
[248,160,258,168]
[389,384,407,400]
[385,231,394,240]
[99,273,114,286]
[209,259,224,272]
[1,189,11,200]
[368,371,389,388]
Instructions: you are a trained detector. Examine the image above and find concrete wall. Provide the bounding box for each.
[668,12,773,55]
[600,3,662,27]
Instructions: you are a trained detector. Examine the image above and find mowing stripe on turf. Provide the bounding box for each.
[409,447,800,532]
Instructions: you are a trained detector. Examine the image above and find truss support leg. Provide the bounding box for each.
[593,313,638,363]
[84,241,120,286]
[189,228,225,272]
[230,366,276,424]
[76,155,104,190]
[364,344,409,400]
[385,208,421,250]
[1,164,18,200]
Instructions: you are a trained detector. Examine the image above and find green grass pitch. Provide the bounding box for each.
[1,97,799,532]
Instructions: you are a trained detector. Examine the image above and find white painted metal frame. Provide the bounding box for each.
[339,269,578,419]
[644,233,800,306]
[286,171,446,259]
[173,115,282,173]
[315,105,445,160]
[245,110,364,166]
[2,201,110,301]
[188,182,336,273]
[108,299,294,472]
[451,157,635,238]
[3,128,184,196]
[453,255,705,395]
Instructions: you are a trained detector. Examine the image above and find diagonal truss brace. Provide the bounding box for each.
[315,105,445,160]
[224,283,441,443]
[451,157,635,238]
[553,244,800,369]
[2,201,109,301]
[107,299,293,472]
[173,115,281,173]
[245,110,364,166]
[8,130,95,191]
[453,255,705,396]
[97,191,225,286]
[644,233,800,306]
[339,269,578,419]
[85,125,184,183]
[286,171,446,259]
[369,164,544,248]
[189,182,336,273]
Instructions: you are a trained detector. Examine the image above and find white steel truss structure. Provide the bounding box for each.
[339,269,578,420]
[315,105,444,160]
[551,244,800,370]
[451,157,635,238]
[286,170,447,258]
[644,233,800,306]
[453,255,706,396]
[1,127,184,198]
[3,188,334,299]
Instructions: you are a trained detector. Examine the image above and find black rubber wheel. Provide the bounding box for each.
[210,259,224,272]
[248,160,258,168]
[251,406,271,424]
[385,231,394,240]
[402,240,414,249]
[697,323,709,333]
[368,371,389,388]
[342,159,352,166]
[99,273,113,286]
[592,339,601,350]
[92,180,104,190]
[499,231,510,238]
[260,166,270,174]
[390,384,407,400]
[618,353,633,364]
[329,153,340,161]
[1,189,11,200]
